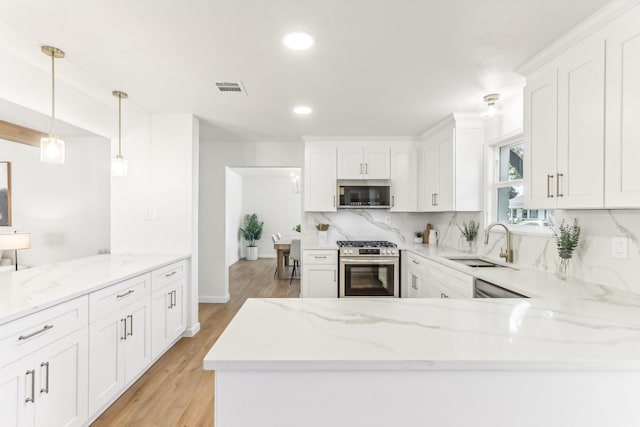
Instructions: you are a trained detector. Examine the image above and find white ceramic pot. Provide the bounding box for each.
[413,237,423,244]
[246,246,258,261]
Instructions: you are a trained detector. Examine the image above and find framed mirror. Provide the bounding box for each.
[0,162,11,226]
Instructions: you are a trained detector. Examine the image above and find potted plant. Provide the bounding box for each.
[457,220,480,253]
[292,224,301,233]
[413,231,424,244]
[240,213,263,261]
[554,219,580,280]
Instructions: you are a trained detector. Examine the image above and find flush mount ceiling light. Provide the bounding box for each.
[283,32,314,50]
[40,45,65,164]
[478,93,503,119]
[111,90,129,177]
[293,106,312,115]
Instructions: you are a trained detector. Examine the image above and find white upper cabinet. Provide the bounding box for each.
[389,142,418,212]
[419,115,483,212]
[337,142,390,179]
[521,2,640,209]
[304,143,337,212]
[524,33,605,209]
[605,5,640,208]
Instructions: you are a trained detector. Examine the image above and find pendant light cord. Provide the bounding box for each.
[50,52,56,137]
[118,93,122,157]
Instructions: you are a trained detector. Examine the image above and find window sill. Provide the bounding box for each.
[486,224,553,238]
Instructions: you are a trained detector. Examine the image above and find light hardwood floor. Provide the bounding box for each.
[92,258,300,426]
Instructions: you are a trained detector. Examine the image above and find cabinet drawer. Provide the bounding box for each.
[89,273,151,323]
[427,261,474,297]
[303,251,337,265]
[0,296,88,367]
[152,260,186,291]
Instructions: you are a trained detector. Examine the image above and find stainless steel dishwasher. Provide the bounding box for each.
[474,278,529,298]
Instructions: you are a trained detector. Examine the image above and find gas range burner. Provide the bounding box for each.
[337,240,398,248]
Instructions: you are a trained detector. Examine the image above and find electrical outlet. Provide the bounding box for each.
[611,237,628,259]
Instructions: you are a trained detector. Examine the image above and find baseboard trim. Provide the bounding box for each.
[183,322,201,337]
[199,294,230,303]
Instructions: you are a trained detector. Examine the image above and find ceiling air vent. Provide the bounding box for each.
[215,81,247,95]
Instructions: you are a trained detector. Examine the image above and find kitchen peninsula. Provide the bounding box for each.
[204,291,640,427]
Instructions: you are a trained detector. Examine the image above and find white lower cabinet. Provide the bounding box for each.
[402,252,473,299]
[151,261,186,360]
[89,274,151,414]
[301,250,338,298]
[0,327,88,427]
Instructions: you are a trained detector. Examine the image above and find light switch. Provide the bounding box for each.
[611,237,628,259]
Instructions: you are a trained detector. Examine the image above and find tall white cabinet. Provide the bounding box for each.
[523,33,605,209]
[389,142,418,212]
[419,114,483,212]
[304,143,337,212]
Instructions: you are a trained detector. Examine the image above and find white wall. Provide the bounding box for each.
[242,173,301,258]
[226,168,243,266]
[0,136,110,266]
[199,140,303,302]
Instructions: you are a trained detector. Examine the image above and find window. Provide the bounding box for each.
[492,136,549,228]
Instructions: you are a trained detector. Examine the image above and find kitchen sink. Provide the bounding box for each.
[444,257,508,268]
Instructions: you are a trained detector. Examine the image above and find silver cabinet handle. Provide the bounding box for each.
[168,291,173,309]
[333,269,336,282]
[434,193,438,206]
[365,163,368,174]
[314,256,327,259]
[547,174,554,198]
[18,324,54,341]
[165,271,177,278]
[360,163,363,175]
[557,173,563,197]
[391,195,395,207]
[431,193,435,206]
[173,290,177,307]
[120,318,127,340]
[333,196,336,207]
[25,370,35,403]
[127,314,133,337]
[40,362,49,394]
[117,289,134,299]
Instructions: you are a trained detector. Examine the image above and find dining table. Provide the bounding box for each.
[273,238,291,279]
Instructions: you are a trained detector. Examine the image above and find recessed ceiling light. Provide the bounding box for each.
[293,106,312,115]
[283,32,314,50]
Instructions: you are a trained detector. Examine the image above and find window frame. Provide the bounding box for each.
[487,131,552,236]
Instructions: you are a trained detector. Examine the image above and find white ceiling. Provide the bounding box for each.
[0,0,611,142]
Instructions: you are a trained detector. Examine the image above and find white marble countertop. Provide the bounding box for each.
[0,253,189,325]
[400,243,625,301]
[203,296,640,371]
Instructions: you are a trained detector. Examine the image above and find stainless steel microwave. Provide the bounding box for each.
[338,185,390,208]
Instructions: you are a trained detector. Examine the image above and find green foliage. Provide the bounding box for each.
[239,214,263,247]
[414,231,423,238]
[293,224,301,233]
[554,219,580,259]
[458,220,480,242]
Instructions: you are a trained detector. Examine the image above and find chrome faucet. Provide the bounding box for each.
[483,223,513,263]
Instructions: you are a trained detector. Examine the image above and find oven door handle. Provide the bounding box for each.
[340,258,398,265]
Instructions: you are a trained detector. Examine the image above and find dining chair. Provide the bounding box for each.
[271,235,279,278]
[289,239,301,285]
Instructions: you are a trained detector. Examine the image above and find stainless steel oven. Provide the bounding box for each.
[338,241,399,298]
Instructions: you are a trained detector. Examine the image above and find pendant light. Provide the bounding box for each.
[111,90,128,177]
[40,46,66,164]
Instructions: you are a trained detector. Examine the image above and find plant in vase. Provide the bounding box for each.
[239,213,263,261]
[457,220,479,253]
[292,224,301,233]
[413,231,424,244]
[554,219,580,280]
